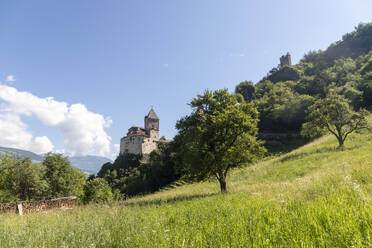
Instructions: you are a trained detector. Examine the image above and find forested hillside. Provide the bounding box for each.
[236,23,372,132]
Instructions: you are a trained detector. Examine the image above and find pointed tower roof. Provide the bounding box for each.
[146,108,159,120]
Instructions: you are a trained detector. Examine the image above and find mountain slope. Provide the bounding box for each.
[68,156,112,174]
[0,147,44,162]
[0,147,111,174]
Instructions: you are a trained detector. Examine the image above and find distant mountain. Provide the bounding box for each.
[68,156,112,175]
[0,147,44,162]
[0,147,112,175]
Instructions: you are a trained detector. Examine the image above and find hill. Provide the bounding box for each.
[252,23,372,133]
[68,156,113,175]
[0,147,112,174]
[0,147,43,163]
[0,127,371,247]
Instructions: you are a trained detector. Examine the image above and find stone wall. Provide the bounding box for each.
[120,132,160,155]
[141,137,159,155]
[121,135,146,155]
[0,196,78,215]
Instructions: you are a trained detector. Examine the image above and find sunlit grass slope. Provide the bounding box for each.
[1,131,372,247]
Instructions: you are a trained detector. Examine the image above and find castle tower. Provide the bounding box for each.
[280,52,292,68]
[120,108,160,155]
[144,108,159,139]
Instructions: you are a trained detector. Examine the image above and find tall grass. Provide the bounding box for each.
[0,131,371,247]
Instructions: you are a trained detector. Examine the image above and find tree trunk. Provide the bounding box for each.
[336,127,344,148]
[337,136,344,148]
[218,177,227,193]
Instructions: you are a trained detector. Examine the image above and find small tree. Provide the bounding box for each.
[174,89,265,193]
[301,91,370,147]
[83,178,113,204]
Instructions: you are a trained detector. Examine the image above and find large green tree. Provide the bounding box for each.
[0,155,48,201]
[42,153,86,198]
[174,89,265,193]
[301,91,370,147]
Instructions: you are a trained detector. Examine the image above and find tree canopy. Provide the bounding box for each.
[0,156,48,201]
[0,153,87,203]
[82,178,113,204]
[42,153,86,198]
[301,91,370,147]
[235,80,256,103]
[96,143,180,197]
[174,89,265,192]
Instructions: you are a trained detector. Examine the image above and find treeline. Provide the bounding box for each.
[0,153,114,204]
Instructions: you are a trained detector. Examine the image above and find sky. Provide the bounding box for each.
[0,0,371,159]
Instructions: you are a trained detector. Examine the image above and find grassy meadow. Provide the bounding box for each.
[1,131,372,247]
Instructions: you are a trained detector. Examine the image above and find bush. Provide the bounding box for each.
[83,178,113,204]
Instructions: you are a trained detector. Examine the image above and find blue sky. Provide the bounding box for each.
[0,0,371,158]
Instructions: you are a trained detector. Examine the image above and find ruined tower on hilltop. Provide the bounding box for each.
[120,108,160,155]
[280,52,292,68]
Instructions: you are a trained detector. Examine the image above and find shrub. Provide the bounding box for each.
[83,178,113,204]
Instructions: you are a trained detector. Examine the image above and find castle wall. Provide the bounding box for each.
[149,129,159,140]
[120,135,146,155]
[141,138,158,154]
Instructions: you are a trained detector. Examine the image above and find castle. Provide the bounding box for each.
[280,52,292,68]
[120,108,160,155]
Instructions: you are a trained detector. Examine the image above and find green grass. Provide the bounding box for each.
[1,131,372,247]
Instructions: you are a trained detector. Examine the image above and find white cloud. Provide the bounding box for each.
[32,136,54,154]
[5,75,16,82]
[55,149,65,154]
[0,84,112,156]
[0,113,53,154]
[110,143,120,159]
